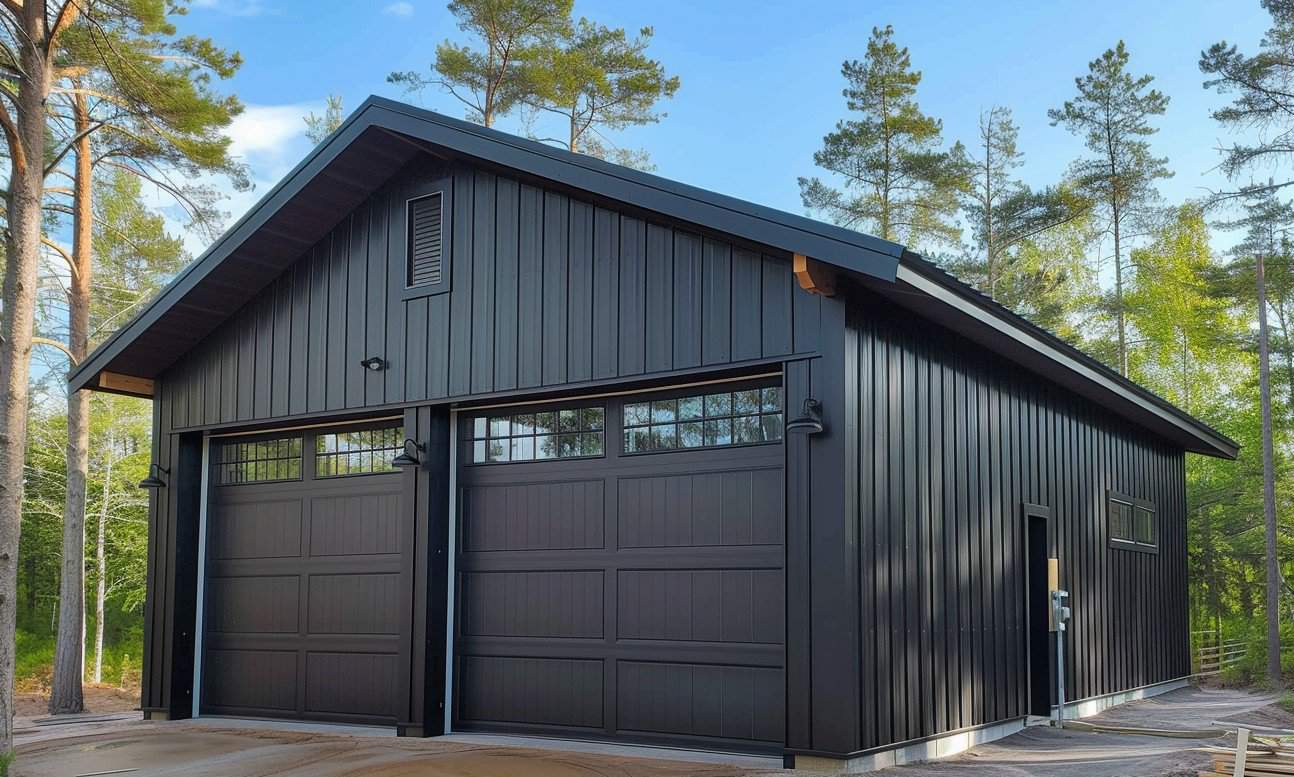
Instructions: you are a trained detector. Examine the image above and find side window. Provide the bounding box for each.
[468,407,605,464]
[1133,504,1157,547]
[623,385,782,454]
[1109,496,1134,543]
[1109,491,1157,553]
[214,436,302,485]
[315,424,402,477]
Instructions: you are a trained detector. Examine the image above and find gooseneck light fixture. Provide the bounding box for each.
[785,398,825,435]
[392,438,426,467]
[138,463,169,489]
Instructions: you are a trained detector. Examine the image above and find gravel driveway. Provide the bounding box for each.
[10,686,1281,777]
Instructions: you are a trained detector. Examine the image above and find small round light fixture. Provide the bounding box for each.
[392,438,426,467]
[360,356,388,372]
[138,463,169,489]
[786,398,825,435]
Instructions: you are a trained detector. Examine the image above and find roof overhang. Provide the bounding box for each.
[67,96,902,396]
[67,96,1237,460]
[874,256,1239,459]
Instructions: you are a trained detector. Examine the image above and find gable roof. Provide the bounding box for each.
[67,95,1238,459]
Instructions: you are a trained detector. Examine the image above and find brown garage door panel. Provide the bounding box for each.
[616,661,784,744]
[616,568,784,644]
[304,652,400,718]
[453,386,786,750]
[203,649,298,712]
[457,655,604,729]
[201,425,410,726]
[205,576,300,634]
[309,491,403,556]
[617,468,784,548]
[461,479,605,552]
[307,573,403,635]
[460,570,604,638]
[208,498,303,560]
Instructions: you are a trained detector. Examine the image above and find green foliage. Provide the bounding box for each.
[90,169,190,344]
[20,167,176,687]
[1200,0,1294,194]
[1048,41,1172,214]
[799,25,967,249]
[525,19,679,167]
[1220,621,1294,689]
[389,0,573,127]
[956,107,1090,298]
[53,0,250,229]
[0,749,12,777]
[304,94,345,145]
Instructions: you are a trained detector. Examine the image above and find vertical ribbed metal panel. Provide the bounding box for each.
[160,160,820,429]
[845,294,1189,751]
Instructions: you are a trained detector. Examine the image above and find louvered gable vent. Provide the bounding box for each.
[407,192,443,287]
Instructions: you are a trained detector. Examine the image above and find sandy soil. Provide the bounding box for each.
[15,684,138,717]
[9,686,1286,777]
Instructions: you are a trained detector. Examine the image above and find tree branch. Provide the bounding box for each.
[32,336,78,366]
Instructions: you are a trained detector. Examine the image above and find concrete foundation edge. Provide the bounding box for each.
[790,676,1191,772]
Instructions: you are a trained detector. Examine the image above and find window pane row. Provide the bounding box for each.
[1110,496,1156,550]
[316,426,402,477]
[623,387,782,453]
[215,426,402,484]
[215,437,303,485]
[470,407,606,464]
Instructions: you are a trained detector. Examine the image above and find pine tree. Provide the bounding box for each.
[305,95,345,145]
[525,19,679,168]
[36,0,243,715]
[389,0,572,128]
[959,106,1086,298]
[798,25,968,249]
[1200,0,1294,199]
[1049,41,1172,376]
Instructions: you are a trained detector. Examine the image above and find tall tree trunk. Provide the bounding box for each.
[94,432,111,686]
[1259,250,1282,687]
[0,2,53,752]
[1112,201,1127,376]
[50,90,93,715]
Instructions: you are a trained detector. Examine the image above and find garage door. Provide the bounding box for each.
[453,379,786,752]
[199,421,411,725]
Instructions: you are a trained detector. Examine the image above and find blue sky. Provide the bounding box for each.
[181,0,1275,252]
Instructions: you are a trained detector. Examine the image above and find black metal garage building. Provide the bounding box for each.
[69,96,1237,768]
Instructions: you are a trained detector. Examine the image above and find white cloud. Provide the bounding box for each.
[226,103,312,158]
[383,2,414,16]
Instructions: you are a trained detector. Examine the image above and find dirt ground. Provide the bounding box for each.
[9,685,1286,777]
[15,685,138,718]
[868,685,1287,777]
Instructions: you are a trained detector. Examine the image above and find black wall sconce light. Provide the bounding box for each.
[138,463,169,489]
[786,398,825,435]
[392,438,426,467]
[360,356,388,372]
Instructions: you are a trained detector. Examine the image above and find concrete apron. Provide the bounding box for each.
[185,717,783,770]
[791,676,1191,773]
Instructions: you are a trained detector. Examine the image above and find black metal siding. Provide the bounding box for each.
[844,292,1189,752]
[159,159,820,430]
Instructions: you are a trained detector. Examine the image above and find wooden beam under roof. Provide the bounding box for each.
[97,371,154,397]
[794,253,836,296]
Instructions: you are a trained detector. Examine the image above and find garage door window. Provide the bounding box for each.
[214,437,303,485]
[469,407,605,464]
[316,425,402,477]
[623,385,783,453]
